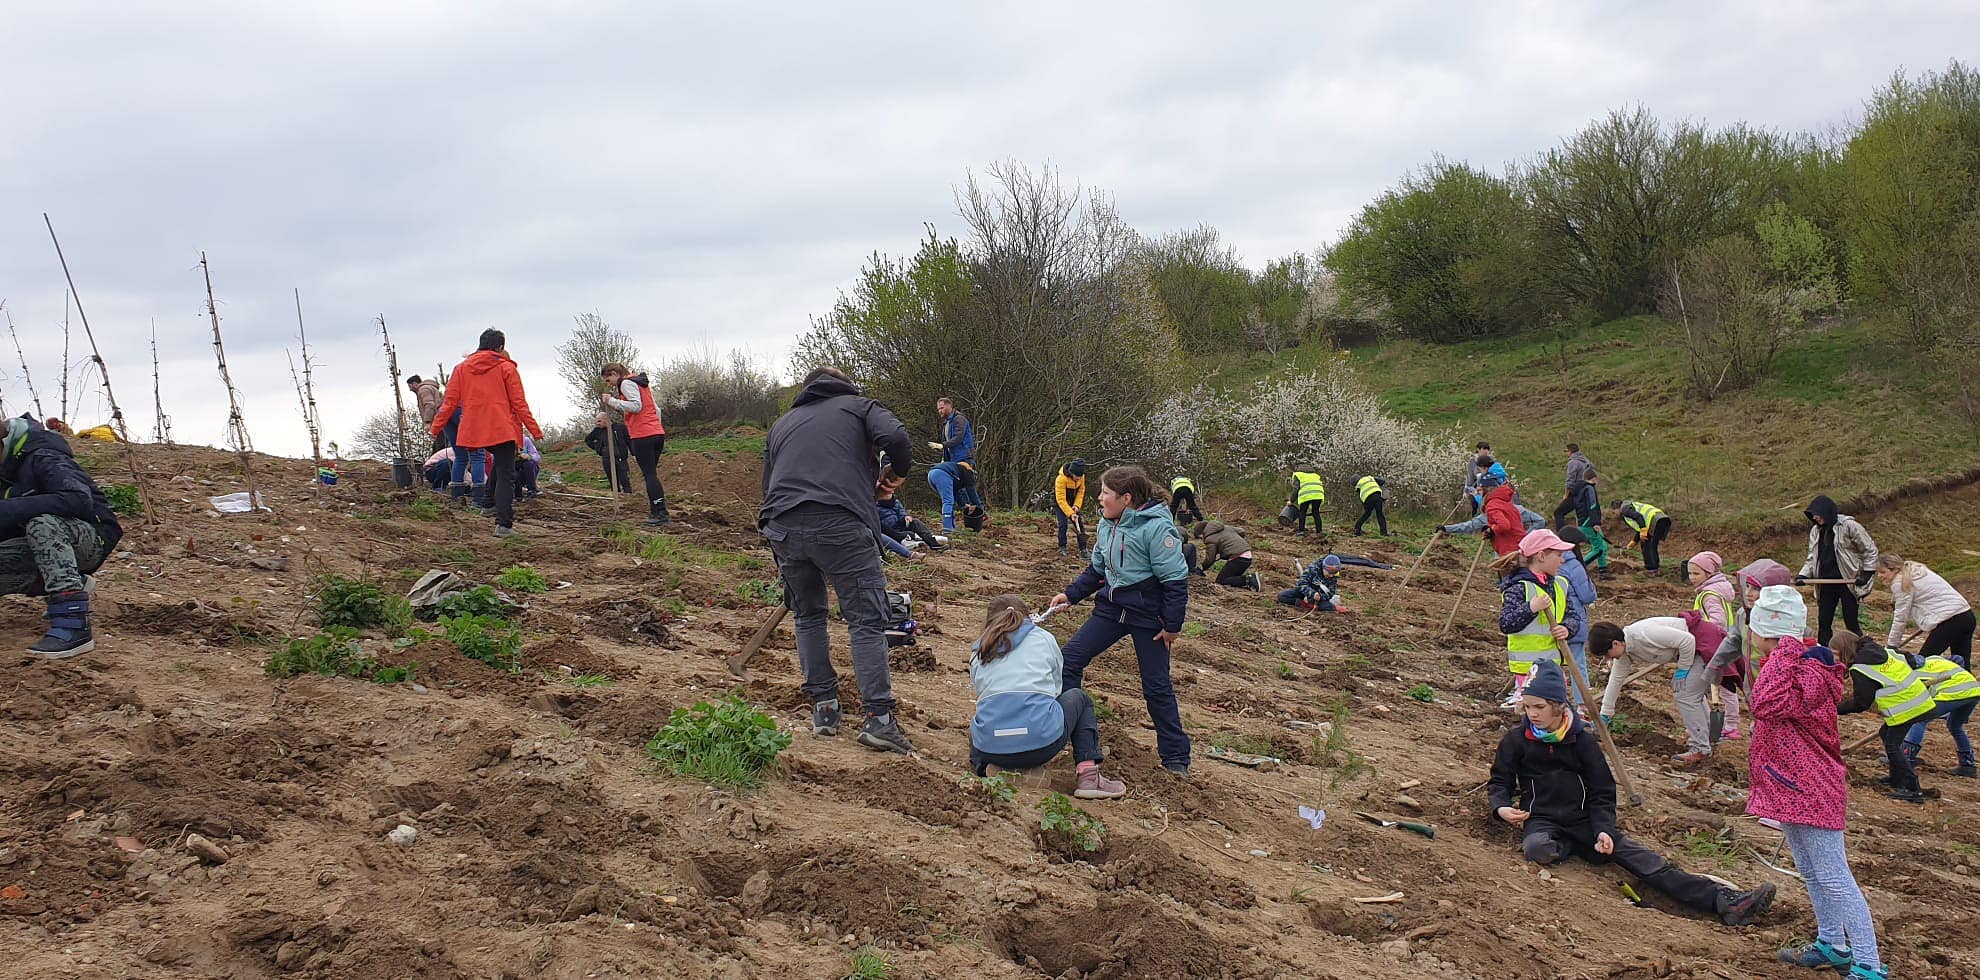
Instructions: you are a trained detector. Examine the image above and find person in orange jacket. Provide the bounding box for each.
[428,329,543,538]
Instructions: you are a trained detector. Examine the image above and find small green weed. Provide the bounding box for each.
[1275,659,1296,680]
[956,771,1019,804]
[496,564,549,594]
[441,613,524,672]
[317,575,412,631]
[1037,792,1106,855]
[1211,731,1278,757]
[1181,621,1208,637]
[1406,683,1437,703]
[561,673,614,688]
[736,579,781,606]
[373,663,417,684]
[406,497,445,521]
[1091,693,1115,721]
[434,585,508,620]
[104,483,142,516]
[1605,714,1642,736]
[843,946,894,980]
[645,694,792,789]
[264,628,374,678]
[1682,829,1741,870]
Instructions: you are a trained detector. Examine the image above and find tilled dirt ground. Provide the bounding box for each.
[3,443,1978,978]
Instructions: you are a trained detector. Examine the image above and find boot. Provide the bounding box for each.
[645,495,671,527]
[1718,882,1776,926]
[30,590,93,659]
[856,713,914,754]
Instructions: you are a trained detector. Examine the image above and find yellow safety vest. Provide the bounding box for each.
[1507,578,1568,674]
[1357,476,1383,502]
[1293,472,1325,505]
[1691,589,1731,630]
[1170,476,1195,495]
[1849,657,1938,726]
[1915,655,1980,703]
[1621,501,1666,536]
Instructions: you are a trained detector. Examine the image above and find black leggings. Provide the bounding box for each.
[1296,500,1323,534]
[630,434,667,518]
[1816,584,1861,646]
[1640,516,1672,571]
[1214,556,1253,588]
[470,442,518,529]
[1918,610,1977,667]
[1171,489,1203,526]
[1354,493,1388,535]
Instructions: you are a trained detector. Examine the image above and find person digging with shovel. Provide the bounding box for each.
[1489,660,1777,928]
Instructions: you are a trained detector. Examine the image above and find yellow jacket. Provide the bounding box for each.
[1054,470,1085,517]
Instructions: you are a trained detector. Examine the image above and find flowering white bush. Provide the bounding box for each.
[1122,355,1466,510]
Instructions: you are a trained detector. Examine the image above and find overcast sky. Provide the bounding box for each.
[0,1,1971,459]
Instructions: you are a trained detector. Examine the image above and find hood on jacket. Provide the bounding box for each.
[792,375,860,407]
[1484,483,1515,504]
[630,372,653,389]
[1738,558,1793,597]
[456,349,513,377]
[1118,499,1173,527]
[1806,495,1840,527]
[1195,520,1226,538]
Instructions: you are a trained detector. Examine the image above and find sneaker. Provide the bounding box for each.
[1719,727,1742,740]
[1847,964,1889,979]
[1247,571,1263,592]
[1074,768,1127,800]
[1671,750,1711,765]
[811,699,841,736]
[856,713,914,754]
[644,515,671,527]
[1777,939,1853,971]
[493,526,517,539]
[1886,786,1926,804]
[1162,763,1191,778]
[1719,882,1776,926]
[1955,764,1977,778]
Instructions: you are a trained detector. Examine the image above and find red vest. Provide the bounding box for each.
[625,382,664,438]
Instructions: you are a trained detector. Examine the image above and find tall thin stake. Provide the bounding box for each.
[200,252,263,512]
[379,315,411,463]
[59,291,71,423]
[4,302,45,419]
[150,320,172,445]
[293,289,324,468]
[42,213,156,524]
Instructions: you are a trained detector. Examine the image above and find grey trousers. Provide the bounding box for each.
[762,505,895,715]
[0,515,106,596]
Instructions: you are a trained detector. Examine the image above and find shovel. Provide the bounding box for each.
[1356,811,1435,839]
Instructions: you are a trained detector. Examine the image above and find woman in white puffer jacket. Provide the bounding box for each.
[1878,554,1975,666]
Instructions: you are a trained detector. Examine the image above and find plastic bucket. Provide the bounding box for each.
[390,458,414,489]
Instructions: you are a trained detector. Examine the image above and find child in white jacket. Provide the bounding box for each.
[968,596,1126,799]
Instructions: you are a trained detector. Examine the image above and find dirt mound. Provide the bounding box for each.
[1101,836,1256,910]
[0,832,130,927]
[0,662,135,724]
[579,595,675,645]
[222,908,461,978]
[520,637,629,678]
[531,689,671,748]
[999,895,1269,979]
[109,599,266,646]
[835,760,1003,828]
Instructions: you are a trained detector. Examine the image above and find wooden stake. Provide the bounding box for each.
[42,214,156,525]
[292,289,324,468]
[378,315,411,463]
[1440,537,1487,636]
[1557,636,1645,806]
[1401,495,1469,588]
[4,302,46,419]
[200,252,264,513]
[149,319,171,445]
[58,290,71,424]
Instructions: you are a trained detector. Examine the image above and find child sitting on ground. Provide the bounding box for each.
[876,473,945,555]
[1277,554,1346,611]
[1490,661,1777,927]
[968,595,1126,799]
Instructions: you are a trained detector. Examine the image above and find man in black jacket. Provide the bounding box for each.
[761,367,916,754]
[582,412,634,494]
[0,417,123,657]
[1489,661,1775,925]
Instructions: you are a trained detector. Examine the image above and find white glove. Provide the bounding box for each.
[926,441,943,452]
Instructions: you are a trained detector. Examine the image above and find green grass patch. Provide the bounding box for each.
[645,694,792,789]
[406,496,445,521]
[1681,829,1741,870]
[1211,731,1278,757]
[843,947,894,980]
[441,613,523,672]
[668,430,767,456]
[496,564,550,594]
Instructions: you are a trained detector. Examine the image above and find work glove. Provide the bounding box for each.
[1673,669,1690,681]
[1802,645,1836,666]
[1855,570,1875,588]
[926,441,943,452]
[1793,575,1807,586]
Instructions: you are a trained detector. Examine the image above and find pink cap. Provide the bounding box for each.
[1518,528,1574,556]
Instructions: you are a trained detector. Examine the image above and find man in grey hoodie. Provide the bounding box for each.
[1553,443,1597,530]
[761,367,917,754]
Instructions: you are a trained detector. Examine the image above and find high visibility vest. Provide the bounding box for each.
[1691,589,1731,630]
[1293,472,1325,505]
[1357,476,1383,502]
[1171,477,1195,495]
[1507,578,1568,674]
[1849,657,1938,726]
[1621,501,1665,536]
[1915,655,1980,703]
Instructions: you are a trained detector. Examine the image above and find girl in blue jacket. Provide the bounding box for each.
[968,595,1127,799]
[1050,466,1193,775]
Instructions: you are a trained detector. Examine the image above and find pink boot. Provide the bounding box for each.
[1074,765,1126,800]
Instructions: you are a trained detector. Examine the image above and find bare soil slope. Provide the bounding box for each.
[2,443,1976,979]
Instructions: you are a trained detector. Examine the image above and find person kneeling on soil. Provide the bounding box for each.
[1490,660,1777,927]
[1192,520,1258,589]
[967,595,1126,799]
[1277,554,1345,612]
[876,470,945,557]
[0,416,123,658]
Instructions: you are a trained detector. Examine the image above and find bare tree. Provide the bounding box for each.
[349,409,426,462]
[556,312,642,417]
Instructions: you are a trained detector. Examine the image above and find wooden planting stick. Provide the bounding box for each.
[4,302,46,418]
[42,214,156,525]
[1440,537,1487,636]
[1555,632,1644,806]
[201,252,264,512]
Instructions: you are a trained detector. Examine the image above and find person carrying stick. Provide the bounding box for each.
[1493,529,1582,710]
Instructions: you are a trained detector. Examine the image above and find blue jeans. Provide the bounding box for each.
[1059,612,1190,768]
[929,467,982,531]
[1782,823,1881,970]
[1905,698,1976,766]
[1566,639,1590,707]
[446,410,486,487]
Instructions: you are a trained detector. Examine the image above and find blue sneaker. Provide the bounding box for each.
[1846,965,1888,979]
[1777,940,1851,972]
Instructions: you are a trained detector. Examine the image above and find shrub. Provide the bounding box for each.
[1036,792,1106,855]
[645,694,792,789]
[265,628,372,678]
[104,484,142,516]
[441,613,523,672]
[496,564,550,594]
[1406,683,1437,702]
[434,585,508,620]
[317,575,412,630]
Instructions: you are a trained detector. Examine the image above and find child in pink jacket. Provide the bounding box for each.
[1745,585,1886,979]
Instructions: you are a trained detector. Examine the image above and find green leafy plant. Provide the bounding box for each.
[956,771,1019,804]
[390,627,435,649]
[1275,659,1296,680]
[434,585,508,620]
[1406,683,1437,702]
[264,628,374,678]
[317,575,413,630]
[645,694,792,789]
[1036,792,1106,854]
[1605,713,1642,736]
[843,947,894,980]
[104,483,142,516]
[441,613,524,672]
[735,579,781,606]
[496,564,550,593]
[373,663,417,684]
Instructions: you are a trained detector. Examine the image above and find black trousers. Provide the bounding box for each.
[1354,493,1389,535]
[1640,516,1672,571]
[1919,610,1977,667]
[1056,510,1087,552]
[1214,556,1253,588]
[630,434,667,519]
[597,448,632,494]
[1296,500,1323,534]
[1815,584,1861,645]
[1522,818,1725,916]
[1882,711,1947,792]
[1171,488,1203,526]
[470,442,518,529]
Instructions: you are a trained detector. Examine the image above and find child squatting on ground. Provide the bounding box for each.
[1049,466,1193,776]
[1744,586,1889,978]
[966,595,1126,799]
[1488,659,1776,927]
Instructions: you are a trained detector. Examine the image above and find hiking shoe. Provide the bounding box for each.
[811,699,841,736]
[30,590,94,659]
[1846,964,1889,979]
[1778,939,1853,971]
[856,713,914,754]
[1955,764,1978,778]
[1162,763,1191,778]
[644,515,671,527]
[1719,882,1776,926]
[1885,786,1926,804]
[1074,768,1127,800]
[493,526,517,539]
[1671,750,1711,765]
